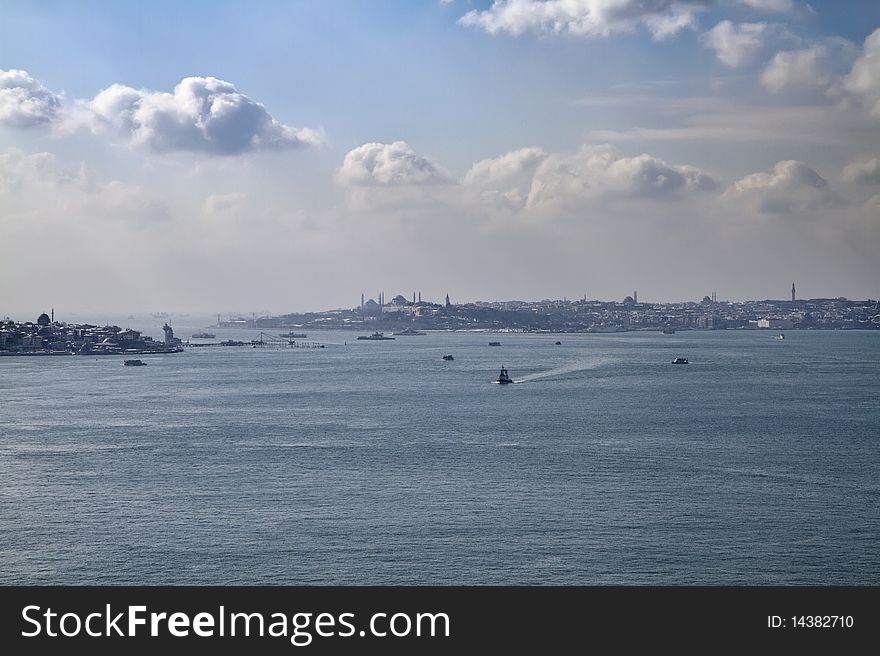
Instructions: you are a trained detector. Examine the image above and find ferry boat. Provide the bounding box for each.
[497,366,513,384]
[671,357,689,365]
[357,332,395,340]
[393,327,427,336]
[442,354,454,361]
[123,359,147,366]
[191,332,216,339]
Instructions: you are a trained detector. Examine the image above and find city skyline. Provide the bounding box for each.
[2,1,879,314]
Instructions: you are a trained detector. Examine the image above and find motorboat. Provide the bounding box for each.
[488,341,501,346]
[671,357,688,364]
[442,354,454,361]
[123,359,147,366]
[497,366,513,384]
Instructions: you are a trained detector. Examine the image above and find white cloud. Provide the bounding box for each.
[842,157,880,186]
[204,192,247,216]
[0,69,63,127]
[525,144,717,210]
[458,0,707,41]
[761,45,832,93]
[84,76,322,155]
[336,141,452,186]
[738,0,793,12]
[724,160,840,213]
[844,28,880,119]
[0,149,84,191]
[701,21,768,68]
[464,147,548,186]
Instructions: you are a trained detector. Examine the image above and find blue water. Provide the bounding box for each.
[1,329,878,584]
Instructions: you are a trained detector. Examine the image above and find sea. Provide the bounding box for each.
[1,319,878,585]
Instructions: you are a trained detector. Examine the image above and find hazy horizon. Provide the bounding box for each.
[2,1,879,313]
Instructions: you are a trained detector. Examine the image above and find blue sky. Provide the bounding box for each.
[1,1,879,313]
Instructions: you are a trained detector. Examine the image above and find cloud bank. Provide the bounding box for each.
[0,69,63,127]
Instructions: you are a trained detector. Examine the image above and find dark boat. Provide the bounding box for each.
[671,357,688,364]
[497,366,513,384]
[123,359,146,366]
[555,341,562,345]
[442,354,454,361]
[357,332,395,340]
[191,332,216,339]
[662,328,676,334]
[488,341,501,346]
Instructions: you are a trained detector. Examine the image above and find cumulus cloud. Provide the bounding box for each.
[842,158,880,186]
[724,160,840,213]
[458,0,707,41]
[701,21,769,68]
[336,141,452,186]
[0,69,63,127]
[464,147,548,186]
[844,28,880,119]
[525,144,717,210]
[84,76,321,155]
[761,45,833,93]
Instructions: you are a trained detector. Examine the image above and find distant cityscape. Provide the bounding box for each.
[222,285,880,332]
[2,286,878,356]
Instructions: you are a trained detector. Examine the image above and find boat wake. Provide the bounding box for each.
[513,357,610,383]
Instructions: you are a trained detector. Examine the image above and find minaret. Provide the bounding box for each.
[361,293,364,309]
[633,290,637,304]
[51,308,54,323]
[791,282,796,302]
[418,291,421,303]
[445,293,450,308]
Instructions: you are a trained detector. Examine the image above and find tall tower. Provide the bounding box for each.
[445,293,451,308]
[361,293,364,309]
[633,290,637,304]
[51,308,54,323]
[791,282,796,302]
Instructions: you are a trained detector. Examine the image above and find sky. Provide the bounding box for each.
[1,0,879,315]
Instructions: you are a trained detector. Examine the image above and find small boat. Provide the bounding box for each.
[662,328,676,335]
[123,359,147,366]
[357,332,395,340]
[393,327,427,336]
[671,357,688,365]
[777,333,785,340]
[488,341,501,346]
[497,366,513,384]
[442,354,454,361]
[191,332,216,339]
[555,341,562,345]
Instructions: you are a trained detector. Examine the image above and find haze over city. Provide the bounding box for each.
[2,0,879,315]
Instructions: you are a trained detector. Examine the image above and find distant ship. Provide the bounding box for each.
[357,332,395,340]
[151,312,169,319]
[671,357,689,365]
[280,332,307,338]
[442,354,454,361]
[123,359,147,366]
[392,328,427,336]
[662,328,676,334]
[488,341,501,346]
[497,366,513,384]
[191,332,216,339]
